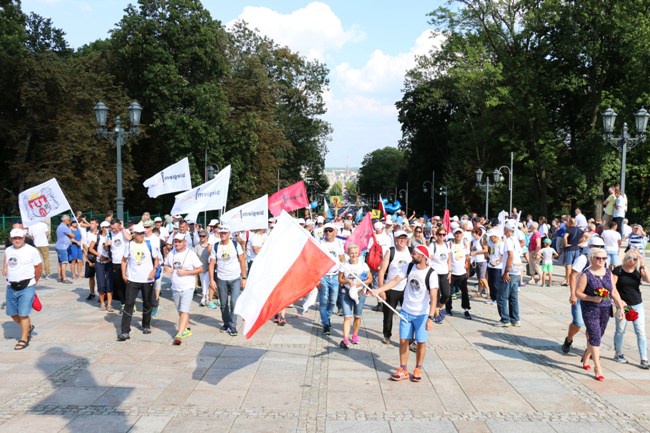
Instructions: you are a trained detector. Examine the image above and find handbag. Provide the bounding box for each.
[33,293,42,312]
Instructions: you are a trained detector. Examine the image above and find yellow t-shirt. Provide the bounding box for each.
[604,193,616,216]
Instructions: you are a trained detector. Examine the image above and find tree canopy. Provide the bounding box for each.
[0,0,331,216]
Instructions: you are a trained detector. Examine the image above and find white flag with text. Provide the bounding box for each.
[18,178,73,227]
[171,165,231,215]
[143,157,192,198]
[220,195,268,232]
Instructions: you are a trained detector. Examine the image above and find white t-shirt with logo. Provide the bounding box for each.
[429,242,450,275]
[123,240,158,283]
[28,222,49,247]
[449,240,469,276]
[247,231,266,262]
[398,264,438,316]
[320,239,344,275]
[165,248,202,291]
[502,236,523,275]
[487,240,504,269]
[340,260,370,290]
[109,230,127,264]
[210,240,244,281]
[5,244,42,286]
[471,237,487,263]
[385,247,412,291]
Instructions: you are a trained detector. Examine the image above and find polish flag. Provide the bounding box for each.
[234,211,336,339]
[344,212,373,252]
[378,194,386,218]
[268,180,309,217]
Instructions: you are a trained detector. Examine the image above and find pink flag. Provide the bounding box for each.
[344,212,373,251]
[268,180,309,217]
[234,211,336,339]
[443,209,451,233]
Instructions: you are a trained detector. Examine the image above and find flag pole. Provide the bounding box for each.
[338,263,408,322]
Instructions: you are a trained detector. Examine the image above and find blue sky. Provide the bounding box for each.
[21,0,445,168]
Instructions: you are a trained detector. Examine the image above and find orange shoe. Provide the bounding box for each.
[390,367,409,381]
[411,367,422,382]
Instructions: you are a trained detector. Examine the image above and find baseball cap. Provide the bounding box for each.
[131,224,145,233]
[218,225,231,233]
[323,223,338,231]
[185,219,195,225]
[297,218,305,225]
[154,217,162,222]
[394,229,408,238]
[143,220,154,228]
[9,228,25,238]
[504,220,517,231]
[316,215,324,223]
[373,222,384,230]
[453,227,463,234]
[588,236,605,247]
[208,219,219,226]
[173,233,186,241]
[450,222,460,230]
[100,221,110,228]
[451,216,459,222]
[414,245,429,260]
[305,219,314,226]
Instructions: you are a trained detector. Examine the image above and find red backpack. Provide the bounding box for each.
[365,234,383,271]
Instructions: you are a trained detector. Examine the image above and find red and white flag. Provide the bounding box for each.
[234,211,336,339]
[268,180,309,217]
[344,212,373,251]
[378,194,386,217]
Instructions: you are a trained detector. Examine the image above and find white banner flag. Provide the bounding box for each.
[171,165,231,215]
[18,178,73,227]
[220,195,268,232]
[142,157,192,198]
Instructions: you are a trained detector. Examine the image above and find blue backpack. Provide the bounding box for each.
[145,240,162,280]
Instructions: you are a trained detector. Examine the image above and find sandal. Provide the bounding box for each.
[411,367,422,382]
[390,367,410,381]
[14,340,29,350]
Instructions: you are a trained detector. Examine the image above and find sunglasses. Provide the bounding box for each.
[415,230,422,233]
[629,257,639,261]
[199,235,207,238]
[10,237,23,240]
[594,257,607,261]
[436,233,446,236]
[324,229,334,233]
[173,240,184,243]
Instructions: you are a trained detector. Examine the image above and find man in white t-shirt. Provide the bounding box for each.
[28,221,50,279]
[107,219,132,310]
[601,221,622,268]
[3,228,42,350]
[318,223,345,335]
[165,233,203,345]
[496,220,523,327]
[117,224,159,341]
[246,228,266,273]
[574,208,588,231]
[209,225,247,336]
[613,189,626,237]
[372,245,438,382]
[447,227,472,319]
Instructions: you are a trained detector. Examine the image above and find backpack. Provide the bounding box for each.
[87,232,100,263]
[145,240,162,280]
[365,235,383,270]
[405,262,434,291]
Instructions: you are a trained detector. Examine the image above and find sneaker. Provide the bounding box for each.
[614,354,628,364]
[337,308,343,317]
[86,293,95,300]
[119,305,124,315]
[279,317,286,326]
[381,337,391,345]
[107,305,114,313]
[323,324,331,335]
[151,306,158,316]
[142,328,151,335]
[199,300,206,307]
[389,367,410,381]
[372,304,382,312]
[512,321,521,327]
[451,293,459,300]
[117,333,130,341]
[62,279,73,284]
[351,334,359,344]
[445,308,453,316]
[227,328,238,337]
[207,301,217,309]
[561,337,572,354]
[180,328,192,338]
[133,305,137,313]
[546,282,551,287]
[495,321,511,327]
[172,336,182,345]
[99,304,106,311]
[339,339,349,350]
[273,315,279,323]
[641,359,649,369]
[464,311,472,320]
[215,299,221,308]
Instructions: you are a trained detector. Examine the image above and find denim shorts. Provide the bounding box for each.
[6,285,35,317]
[399,310,428,343]
[571,299,584,327]
[56,248,69,264]
[607,252,619,267]
[563,249,580,266]
[341,289,366,317]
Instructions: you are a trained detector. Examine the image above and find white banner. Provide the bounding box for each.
[220,195,268,232]
[18,178,72,227]
[142,157,192,198]
[171,165,231,215]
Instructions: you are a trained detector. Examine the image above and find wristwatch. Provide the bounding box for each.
[428,315,435,321]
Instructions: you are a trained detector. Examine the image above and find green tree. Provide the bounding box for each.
[357,147,405,196]
[329,181,342,197]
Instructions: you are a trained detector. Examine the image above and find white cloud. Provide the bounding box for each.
[333,30,444,94]
[226,1,364,61]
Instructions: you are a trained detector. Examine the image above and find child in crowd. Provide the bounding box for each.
[538,238,559,287]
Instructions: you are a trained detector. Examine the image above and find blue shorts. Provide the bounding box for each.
[6,285,35,317]
[563,250,580,266]
[399,311,429,343]
[341,289,366,317]
[607,252,619,267]
[571,299,584,327]
[56,248,69,264]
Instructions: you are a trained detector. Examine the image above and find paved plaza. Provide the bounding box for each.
[1,250,649,433]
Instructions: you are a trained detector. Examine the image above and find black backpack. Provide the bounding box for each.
[405,262,434,291]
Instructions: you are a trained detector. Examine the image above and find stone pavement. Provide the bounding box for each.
[0,250,649,432]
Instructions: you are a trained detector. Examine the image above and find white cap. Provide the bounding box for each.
[305,219,314,226]
[588,236,605,247]
[100,221,110,228]
[218,225,231,233]
[385,215,393,224]
[297,218,305,225]
[453,227,463,234]
[323,223,338,231]
[208,219,219,226]
[9,228,25,238]
[504,220,517,231]
[173,233,186,241]
[185,219,195,225]
[131,224,145,233]
[268,217,277,223]
[450,222,460,230]
[373,222,384,230]
[451,216,459,222]
[316,215,324,223]
[394,229,408,238]
[154,217,162,222]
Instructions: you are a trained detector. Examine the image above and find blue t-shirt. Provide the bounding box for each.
[556,222,567,238]
[55,222,72,250]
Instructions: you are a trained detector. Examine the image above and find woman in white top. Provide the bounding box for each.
[470,228,489,297]
[338,244,372,350]
[429,227,451,323]
[486,231,503,305]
